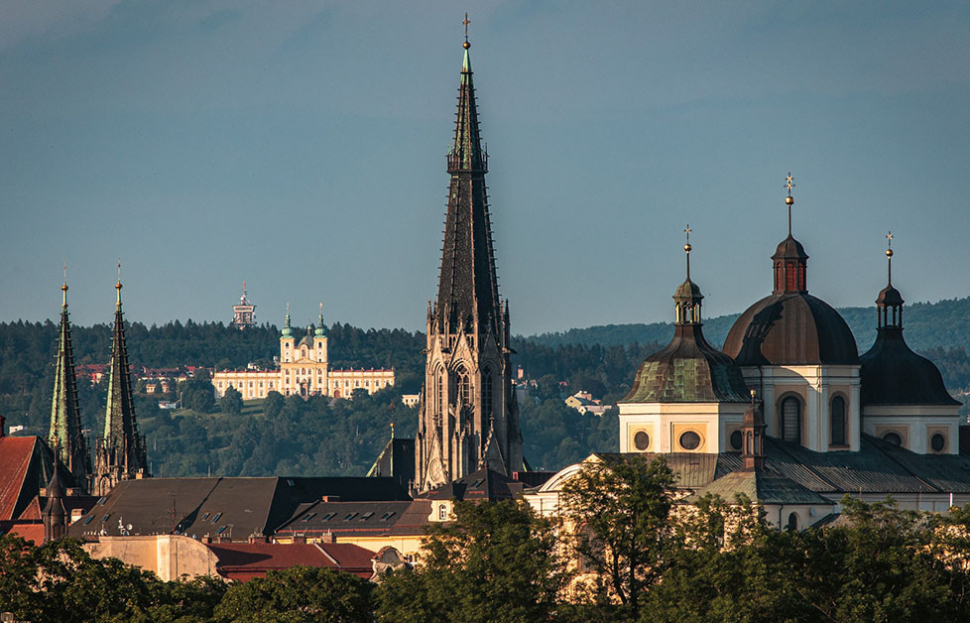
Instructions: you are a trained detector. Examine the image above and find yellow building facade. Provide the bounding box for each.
[212,310,393,400]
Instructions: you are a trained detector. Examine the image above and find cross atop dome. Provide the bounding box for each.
[785,172,796,236]
[462,13,471,48]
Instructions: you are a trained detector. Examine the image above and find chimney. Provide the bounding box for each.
[321,495,341,502]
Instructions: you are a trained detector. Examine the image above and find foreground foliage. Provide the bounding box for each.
[9,460,970,622]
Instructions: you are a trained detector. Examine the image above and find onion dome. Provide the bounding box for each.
[723,177,859,366]
[860,240,959,406]
[315,303,327,337]
[622,232,750,404]
[281,304,293,338]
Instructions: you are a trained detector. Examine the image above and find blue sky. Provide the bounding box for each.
[2,1,968,335]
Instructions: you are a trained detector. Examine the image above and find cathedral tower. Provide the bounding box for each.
[93,268,148,495]
[48,277,90,488]
[415,34,523,492]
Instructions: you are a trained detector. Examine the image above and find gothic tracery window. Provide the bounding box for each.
[481,367,493,418]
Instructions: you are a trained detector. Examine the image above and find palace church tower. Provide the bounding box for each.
[415,35,523,492]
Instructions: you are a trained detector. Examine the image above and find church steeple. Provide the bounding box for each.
[435,26,501,337]
[48,274,90,488]
[93,264,148,496]
[416,26,523,493]
[772,173,809,294]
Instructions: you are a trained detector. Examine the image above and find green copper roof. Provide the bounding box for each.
[315,306,326,337]
[622,324,750,404]
[48,284,89,482]
[686,470,833,506]
[462,47,471,74]
[281,308,293,338]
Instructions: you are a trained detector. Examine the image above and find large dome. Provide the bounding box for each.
[723,293,859,366]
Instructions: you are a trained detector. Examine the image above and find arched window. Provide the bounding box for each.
[453,365,470,407]
[481,368,493,419]
[830,396,846,446]
[883,432,902,446]
[787,512,799,532]
[436,371,444,416]
[781,397,801,444]
[438,505,448,521]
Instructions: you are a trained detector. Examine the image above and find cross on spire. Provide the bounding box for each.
[886,231,894,284]
[784,172,796,236]
[463,13,471,44]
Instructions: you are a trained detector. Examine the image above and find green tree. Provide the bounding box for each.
[213,566,374,623]
[376,500,569,623]
[220,386,243,415]
[559,455,676,621]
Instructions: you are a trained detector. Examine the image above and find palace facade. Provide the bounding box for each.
[212,308,394,400]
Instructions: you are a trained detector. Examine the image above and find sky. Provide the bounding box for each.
[1,1,969,335]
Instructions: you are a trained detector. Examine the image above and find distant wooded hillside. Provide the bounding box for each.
[526,296,970,354]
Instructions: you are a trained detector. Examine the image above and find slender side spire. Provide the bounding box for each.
[94,265,148,495]
[48,274,90,488]
[42,463,68,543]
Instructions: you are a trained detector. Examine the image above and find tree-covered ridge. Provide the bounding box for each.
[526,296,970,354]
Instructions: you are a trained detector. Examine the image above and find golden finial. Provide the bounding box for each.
[115,260,123,306]
[462,13,471,48]
[784,172,795,235]
[886,231,894,257]
[61,263,68,307]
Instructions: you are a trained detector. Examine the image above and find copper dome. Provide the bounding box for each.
[723,293,859,366]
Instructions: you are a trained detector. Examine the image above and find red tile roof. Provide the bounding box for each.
[206,542,374,582]
[0,437,43,521]
[7,522,44,544]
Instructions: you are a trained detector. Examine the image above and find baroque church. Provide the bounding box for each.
[525,182,968,531]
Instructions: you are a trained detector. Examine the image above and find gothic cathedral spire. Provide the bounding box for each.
[48,278,90,489]
[415,35,524,493]
[93,268,148,495]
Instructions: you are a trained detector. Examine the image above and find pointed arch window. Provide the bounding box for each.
[781,396,801,444]
[830,396,846,446]
[453,365,470,407]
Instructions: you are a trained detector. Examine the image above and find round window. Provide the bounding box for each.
[931,433,946,452]
[633,431,650,451]
[680,431,701,451]
[730,430,743,451]
[883,432,902,446]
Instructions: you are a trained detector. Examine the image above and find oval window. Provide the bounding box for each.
[680,431,701,451]
[633,431,650,451]
[931,433,946,452]
[730,430,743,451]
[883,432,902,446]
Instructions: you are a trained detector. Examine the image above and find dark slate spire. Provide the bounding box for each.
[435,40,501,337]
[48,278,90,486]
[42,462,67,543]
[94,267,148,494]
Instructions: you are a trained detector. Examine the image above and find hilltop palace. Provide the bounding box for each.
[212,306,394,400]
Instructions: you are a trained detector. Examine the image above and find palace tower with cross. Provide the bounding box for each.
[414,27,524,492]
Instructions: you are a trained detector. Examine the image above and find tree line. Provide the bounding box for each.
[6,456,970,622]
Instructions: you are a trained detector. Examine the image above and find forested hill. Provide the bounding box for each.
[525,296,970,354]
